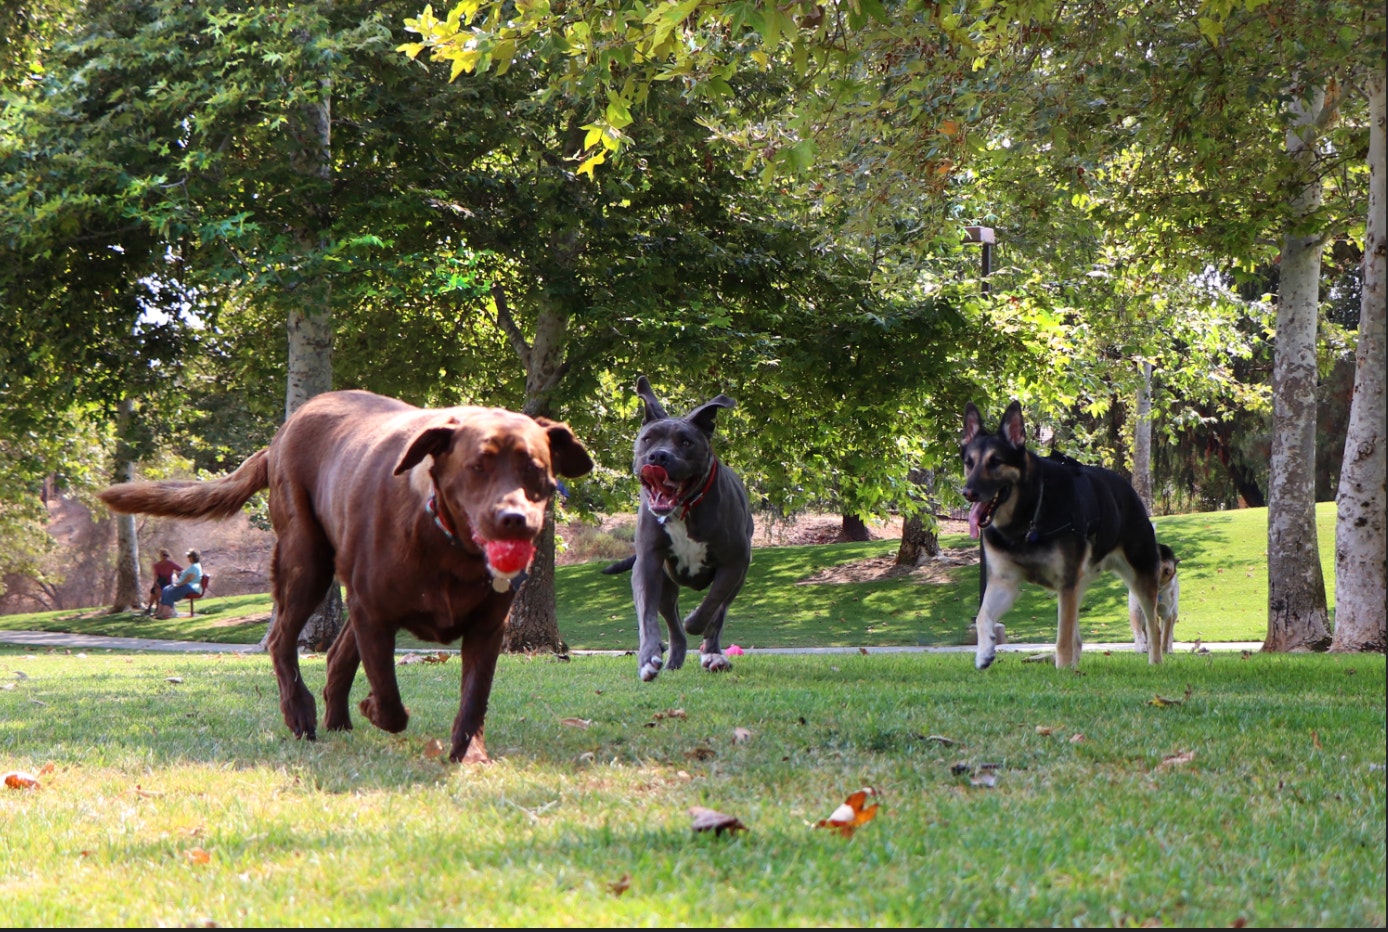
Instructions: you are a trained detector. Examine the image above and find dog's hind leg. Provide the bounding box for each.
[266,534,335,741]
[322,621,360,732]
[1110,553,1164,664]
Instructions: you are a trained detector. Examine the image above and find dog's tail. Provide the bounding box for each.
[99,449,270,520]
[601,555,636,575]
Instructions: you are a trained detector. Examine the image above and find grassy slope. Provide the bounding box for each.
[0,504,1338,649]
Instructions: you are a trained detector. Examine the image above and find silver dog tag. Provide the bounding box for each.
[492,575,511,593]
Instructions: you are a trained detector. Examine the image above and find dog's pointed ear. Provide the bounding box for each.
[635,375,669,423]
[1000,401,1027,448]
[535,417,595,479]
[689,394,735,435]
[963,403,984,445]
[394,422,457,475]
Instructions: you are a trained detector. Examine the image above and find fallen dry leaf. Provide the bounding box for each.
[185,847,211,865]
[684,746,716,761]
[969,772,998,789]
[135,785,163,798]
[38,762,55,776]
[732,727,753,744]
[0,683,15,691]
[398,651,451,665]
[607,873,631,896]
[560,717,592,729]
[1312,730,1322,750]
[1157,750,1196,769]
[689,805,747,836]
[652,708,686,721]
[3,770,40,790]
[1070,733,1085,744]
[1148,694,1184,708]
[815,787,879,837]
[422,738,445,760]
[1035,725,1054,736]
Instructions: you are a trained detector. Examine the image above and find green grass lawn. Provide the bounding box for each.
[0,504,1337,651]
[0,647,1381,926]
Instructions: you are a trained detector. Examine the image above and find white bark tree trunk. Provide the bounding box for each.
[1132,360,1154,511]
[1265,87,1332,652]
[110,397,141,613]
[1332,70,1387,653]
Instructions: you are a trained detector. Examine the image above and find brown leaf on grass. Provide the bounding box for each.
[422,738,445,760]
[398,651,450,665]
[185,847,211,865]
[38,762,55,776]
[732,727,753,744]
[1157,750,1196,769]
[165,676,184,684]
[969,772,998,789]
[1312,731,1322,750]
[689,806,747,836]
[814,787,879,837]
[135,784,163,798]
[1147,694,1184,707]
[684,746,716,761]
[1070,733,1085,744]
[607,873,632,896]
[1035,725,1054,736]
[859,647,868,655]
[3,770,40,790]
[560,717,592,729]
[652,708,686,720]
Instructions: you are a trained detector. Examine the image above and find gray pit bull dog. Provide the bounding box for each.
[604,376,754,682]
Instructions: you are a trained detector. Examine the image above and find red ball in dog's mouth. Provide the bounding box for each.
[477,537,536,576]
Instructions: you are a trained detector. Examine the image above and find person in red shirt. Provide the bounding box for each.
[147,549,182,615]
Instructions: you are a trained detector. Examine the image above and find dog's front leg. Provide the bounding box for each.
[973,575,1020,670]
[451,622,504,763]
[697,604,732,672]
[682,564,747,637]
[355,621,410,735]
[659,583,687,671]
[632,556,669,681]
[1055,587,1084,669]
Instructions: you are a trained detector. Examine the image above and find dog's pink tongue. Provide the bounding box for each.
[968,502,984,539]
[484,539,535,575]
[640,464,679,511]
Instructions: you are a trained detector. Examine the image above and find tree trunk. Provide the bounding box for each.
[504,292,572,653]
[503,505,566,653]
[1332,71,1387,653]
[895,467,939,566]
[1132,360,1154,511]
[1265,86,1332,653]
[260,80,342,653]
[109,398,142,613]
[838,514,872,542]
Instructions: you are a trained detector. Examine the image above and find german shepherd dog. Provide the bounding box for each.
[961,401,1165,670]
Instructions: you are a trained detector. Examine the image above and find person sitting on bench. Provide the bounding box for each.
[157,549,204,619]
[146,548,182,615]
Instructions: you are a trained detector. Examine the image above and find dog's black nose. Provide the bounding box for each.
[649,449,672,467]
[495,509,529,531]
[962,488,978,503]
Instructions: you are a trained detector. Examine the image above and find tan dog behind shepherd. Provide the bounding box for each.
[99,389,593,763]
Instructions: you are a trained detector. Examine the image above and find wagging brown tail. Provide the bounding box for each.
[98,449,270,520]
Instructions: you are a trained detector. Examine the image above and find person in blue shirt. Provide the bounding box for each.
[158,550,204,618]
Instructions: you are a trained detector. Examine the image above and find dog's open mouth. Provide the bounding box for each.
[968,487,1010,539]
[640,464,690,517]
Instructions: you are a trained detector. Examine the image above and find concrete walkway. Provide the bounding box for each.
[0,630,1265,656]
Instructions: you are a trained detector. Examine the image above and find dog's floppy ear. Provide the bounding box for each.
[394,423,457,475]
[962,403,984,445]
[689,394,736,435]
[999,400,1027,448]
[535,417,595,479]
[635,375,669,423]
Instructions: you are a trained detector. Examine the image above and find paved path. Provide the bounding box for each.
[0,630,1265,656]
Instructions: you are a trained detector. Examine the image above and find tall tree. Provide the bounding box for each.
[1332,70,1387,653]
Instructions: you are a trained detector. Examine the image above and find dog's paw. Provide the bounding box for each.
[359,694,410,733]
[700,651,731,673]
[639,656,664,682]
[666,645,686,670]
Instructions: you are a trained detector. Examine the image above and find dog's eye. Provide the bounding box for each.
[964,455,974,469]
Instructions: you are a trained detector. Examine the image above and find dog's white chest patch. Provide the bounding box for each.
[662,518,708,576]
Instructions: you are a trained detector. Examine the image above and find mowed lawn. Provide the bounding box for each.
[0,504,1337,651]
[0,647,1383,927]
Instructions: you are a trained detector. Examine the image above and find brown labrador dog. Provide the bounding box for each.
[99,390,593,762]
